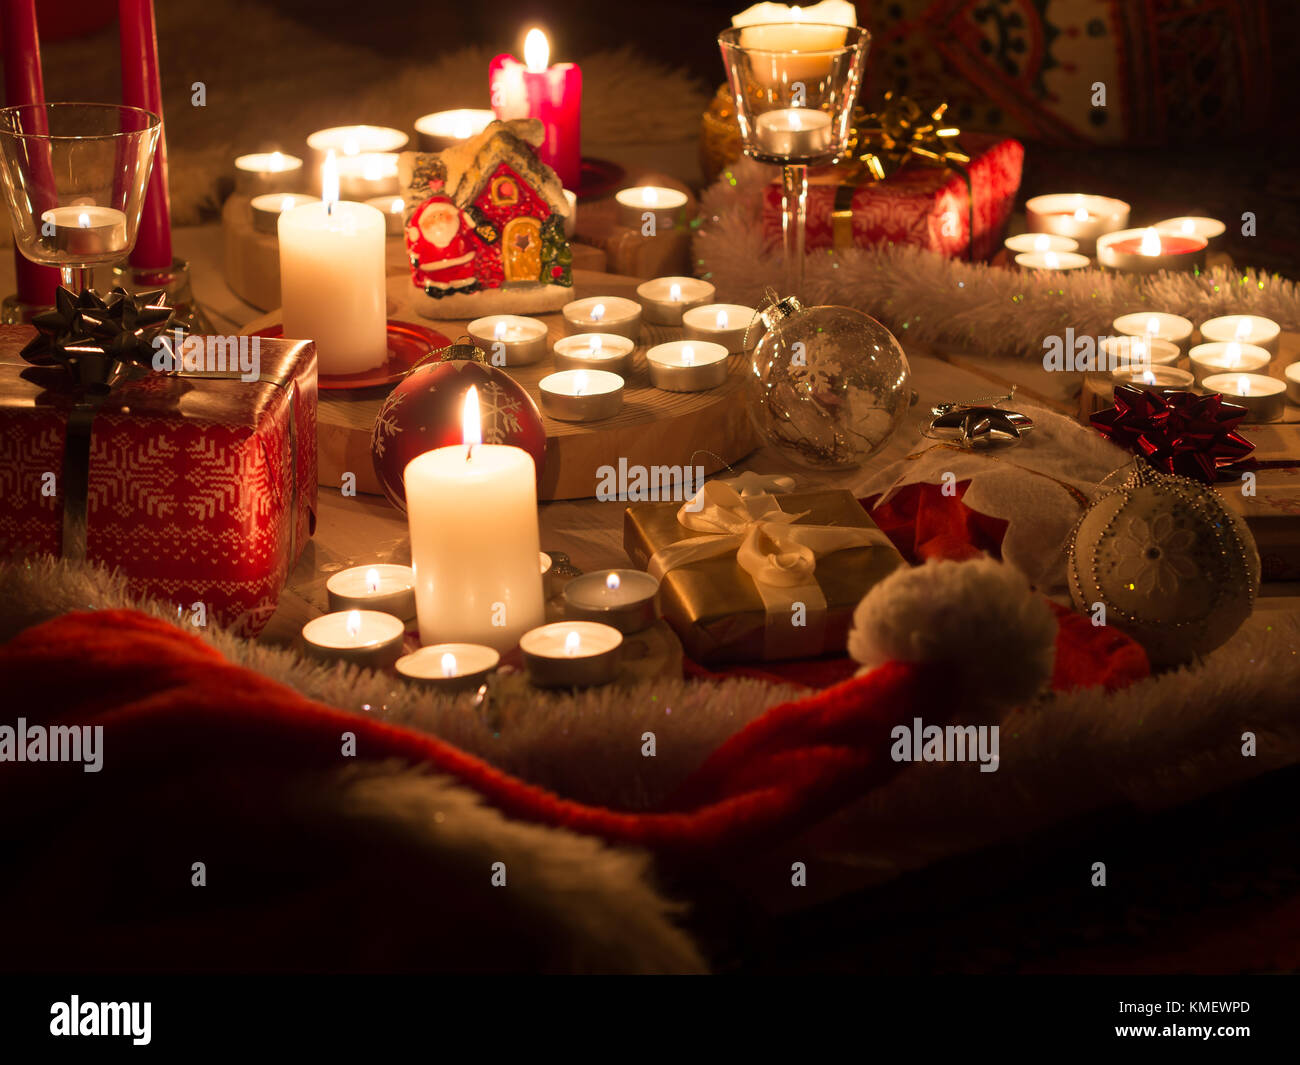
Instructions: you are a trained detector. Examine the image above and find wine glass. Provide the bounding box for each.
[0,102,161,295]
[718,24,869,298]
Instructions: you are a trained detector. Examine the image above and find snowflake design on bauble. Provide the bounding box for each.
[371,389,406,459]
[478,379,523,443]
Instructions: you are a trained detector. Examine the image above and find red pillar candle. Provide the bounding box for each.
[489,28,582,190]
[118,0,172,271]
[0,0,59,307]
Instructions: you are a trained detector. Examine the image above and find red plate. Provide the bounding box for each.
[251,319,452,391]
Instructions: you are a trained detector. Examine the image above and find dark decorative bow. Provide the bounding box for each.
[21,286,174,393]
[847,91,971,182]
[929,403,1033,447]
[1090,384,1255,484]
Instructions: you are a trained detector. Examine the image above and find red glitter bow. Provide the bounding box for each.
[1090,384,1255,484]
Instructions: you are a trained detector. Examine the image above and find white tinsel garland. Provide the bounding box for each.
[694,158,1300,359]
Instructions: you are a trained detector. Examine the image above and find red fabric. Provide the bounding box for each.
[0,601,1142,858]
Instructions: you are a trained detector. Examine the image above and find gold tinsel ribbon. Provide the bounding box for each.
[833,92,975,260]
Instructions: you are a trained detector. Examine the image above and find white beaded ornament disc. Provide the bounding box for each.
[1067,464,1259,669]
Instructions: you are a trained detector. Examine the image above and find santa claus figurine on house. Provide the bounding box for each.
[407,182,481,297]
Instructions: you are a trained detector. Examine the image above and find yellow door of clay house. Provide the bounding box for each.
[503,216,542,282]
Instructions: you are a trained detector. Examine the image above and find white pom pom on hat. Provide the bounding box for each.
[847,558,1056,707]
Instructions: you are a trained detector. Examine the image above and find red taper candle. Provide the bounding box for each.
[0,0,59,307]
[118,0,171,271]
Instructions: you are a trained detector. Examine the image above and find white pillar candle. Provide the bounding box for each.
[1003,232,1079,255]
[1098,335,1182,373]
[467,314,549,367]
[251,192,320,235]
[39,205,128,259]
[552,332,635,375]
[1199,314,1281,358]
[278,151,389,376]
[396,643,500,692]
[1112,312,1194,353]
[403,386,545,652]
[1202,372,1286,422]
[1024,193,1130,255]
[301,609,405,670]
[614,185,688,231]
[562,569,659,633]
[636,276,716,325]
[539,368,624,421]
[682,303,761,353]
[646,340,730,391]
[1013,249,1090,272]
[1189,342,1272,385]
[520,621,623,688]
[753,107,833,160]
[413,108,495,152]
[235,151,304,195]
[325,563,417,622]
[562,296,642,341]
[1110,365,1195,395]
[364,195,406,236]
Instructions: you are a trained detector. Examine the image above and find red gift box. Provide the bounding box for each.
[0,327,317,636]
[761,134,1024,259]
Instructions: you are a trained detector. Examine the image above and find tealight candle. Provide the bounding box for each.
[301,609,405,670]
[333,152,400,201]
[468,314,549,366]
[364,195,406,236]
[520,621,623,688]
[1188,342,1272,385]
[614,185,689,231]
[682,303,761,354]
[1112,312,1194,354]
[636,276,716,325]
[413,108,495,152]
[539,368,624,421]
[753,107,833,161]
[1025,193,1130,255]
[250,192,320,235]
[1099,335,1182,373]
[1003,232,1079,255]
[1200,315,1281,358]
[562,296,642,341]
[1202,372,1286,422]
[1110,365,1196,395]
[552,332,635,375]
[1096,227,1206,274]
[39,206,128,258]
[396,643,500,692]
[1014,249,1090,272]
[563,569,659,634]
[234,151,304,195]
[326,563,417,622]
[306,125,407,196]
[646,340,729,391]
[1154,216,1225,245]
[1285,362,1300,406]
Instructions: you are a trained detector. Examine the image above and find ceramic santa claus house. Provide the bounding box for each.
[398,118,573,319]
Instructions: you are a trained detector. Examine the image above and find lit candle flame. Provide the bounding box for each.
[590,303,605,322]
[1133,339,1147,361]
[342,137,360,156]
[1145,316,1160,336]
[365,568,380,594]
[564,630,581,657]
[574,370,588,397]
[1072,206,1089,222]
[322,150,340,209]
[346,610,361,638]
[279,194,296,213]
[589,335,602,354]
[524,27,550,72]
[669,282,682,303]
[1142,369,1156,385]
[682,345,695,366]
[1225,342,1241,367]
[1045,251,1060,269]
[494,320,508,341]
[716,309,729,329]
[1181,218,1195,235]
[789,111,803,130]
[606,572,621,591]
[1138,228,1162,256]
[390,197,404,214]
[452,113,474,139]
[362,155,386,181]
[268,151,284,170]
[77,212,90,229]
[441,652,457,678]
[462,385,482,449]
[1033,234,1049,252]
[1237,375,1250,395]
[1234,318,1251,340]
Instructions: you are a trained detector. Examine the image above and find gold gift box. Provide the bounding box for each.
[623,489,904,665]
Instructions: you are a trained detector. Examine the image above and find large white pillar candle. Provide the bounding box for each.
[404,386,545,652]
[278,151,388,376]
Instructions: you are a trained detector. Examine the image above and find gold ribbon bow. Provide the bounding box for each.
[647,481,891,658]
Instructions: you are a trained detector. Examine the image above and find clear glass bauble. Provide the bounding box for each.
[747,298,912,469]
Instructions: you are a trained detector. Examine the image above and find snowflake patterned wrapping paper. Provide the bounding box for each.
[760,134,1023,260]
[0,327,317,637]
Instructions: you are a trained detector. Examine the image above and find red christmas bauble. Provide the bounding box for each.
[371,345,546,511]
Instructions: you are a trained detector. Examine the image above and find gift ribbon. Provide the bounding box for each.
[646,481,892,659]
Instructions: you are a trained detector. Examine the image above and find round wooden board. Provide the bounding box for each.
[245,267,763,501]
